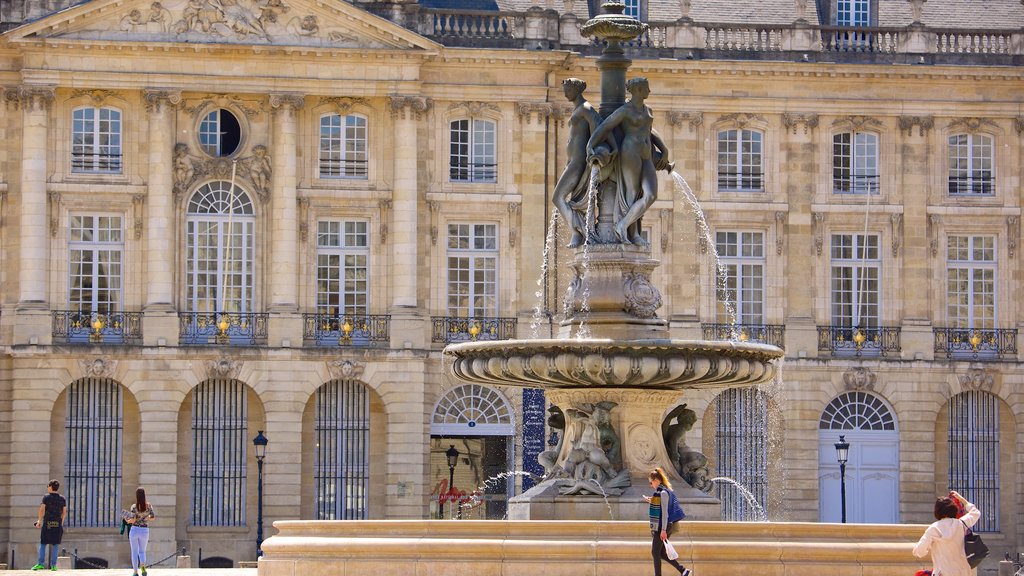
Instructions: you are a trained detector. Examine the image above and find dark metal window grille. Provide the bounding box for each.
[715,388,768,521]
[65,378,122,528]
[819,391,895,431]
[191,379,247,526]
[948,391,999,532]
[314,379,370,520]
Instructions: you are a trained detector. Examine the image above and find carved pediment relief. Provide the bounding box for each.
[8,0,440,51]
[173,142,272,202]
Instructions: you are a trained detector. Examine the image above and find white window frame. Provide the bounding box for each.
[72,106,122,173]
[316,220,370,317]
[446,223,499,318]
[715,231,765,324]
[449,119,496,183]
[948,134,994,195]
[836,0,870,26]
[185,182,256,314]
[68,214,124,314]
[946,235,996,329]
[833,132,879,194]
[198,108,242,157]
[830,233,881,328]
[319,113,368,179]
[717,129,763,192]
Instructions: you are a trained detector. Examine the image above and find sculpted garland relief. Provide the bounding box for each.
[112,0,374,46]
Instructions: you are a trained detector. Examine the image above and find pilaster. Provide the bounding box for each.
[666,111,703,335]
[782,112,818,357]
[17,85,54,308]
[516,102,554,335]
[898,115,935,360]
[268,93,304,314]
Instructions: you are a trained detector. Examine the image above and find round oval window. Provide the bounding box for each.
[199,109,242,157]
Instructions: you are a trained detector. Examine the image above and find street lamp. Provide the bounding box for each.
[834,434,850,524]
[445,444,459,519]
[253,430,269,556]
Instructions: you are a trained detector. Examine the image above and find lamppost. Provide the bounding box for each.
[445,444,459,519]
[834,434,850,524]
[253,430,268,556]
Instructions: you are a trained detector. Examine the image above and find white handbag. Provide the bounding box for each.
[664,540,679,560]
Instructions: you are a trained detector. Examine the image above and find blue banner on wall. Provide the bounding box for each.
[521,388,546,491]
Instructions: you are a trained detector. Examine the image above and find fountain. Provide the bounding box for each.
[257,4,930,575]
[443,0,781,521]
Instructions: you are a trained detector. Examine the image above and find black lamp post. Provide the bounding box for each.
[253,430,268,556]
[834,434,850,524]
[445,444,459,519]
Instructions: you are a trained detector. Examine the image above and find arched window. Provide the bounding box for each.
[313,379,370,519]
[833,132,878,194]
[65,378,122,528]
[948,133,994,195]
[72,107,122,173]
[717,129,763,192]
[449,119,496,183]
[819,391,895,430]
[715,388,768,521]
[432,384,514,436]
[185,182,255,314]
[319,113,368,179]
[948,390,999,532]
[191,379,248,526]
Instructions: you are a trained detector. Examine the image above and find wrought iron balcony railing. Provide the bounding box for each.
[817,325,901,357]
[318,157,368,179]
[717,171,764,192]
[179,312,269,346]
[701,323,786,349]
[432,316,518,344]
[933,327,1017,360]
[947,175,995,195]
[302,313,391,347]
[52,310,142,345]
[833,174,880,195]
[71,151,123,173]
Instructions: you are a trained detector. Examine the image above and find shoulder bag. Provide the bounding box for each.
[961,520,989,569]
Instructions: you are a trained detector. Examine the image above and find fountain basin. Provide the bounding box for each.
[444,339,783,390]
[259,520,929,576]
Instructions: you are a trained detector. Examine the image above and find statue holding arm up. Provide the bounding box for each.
[553,78,603,248]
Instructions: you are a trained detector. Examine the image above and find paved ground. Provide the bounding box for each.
[5,565,256,569]
[4,571,256,575]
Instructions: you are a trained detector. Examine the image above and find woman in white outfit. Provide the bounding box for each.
[912,490,981,576]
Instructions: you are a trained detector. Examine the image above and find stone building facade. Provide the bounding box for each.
[0,0,1022,569]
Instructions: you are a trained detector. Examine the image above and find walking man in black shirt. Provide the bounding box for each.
[33,479,66,571]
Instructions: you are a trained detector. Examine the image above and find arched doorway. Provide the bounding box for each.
[430,384,515,519]
[818,390,899,523]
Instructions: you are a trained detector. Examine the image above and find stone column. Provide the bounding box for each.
[268,94,304,312]
[515,102,552,336]
[142,90,181,311]
[897,115,936,359]
[780,113,819,356]
[18,86,54,308]
[387,95,430,348]
[666,111,703,337]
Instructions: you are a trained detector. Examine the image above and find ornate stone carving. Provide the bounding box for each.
[320,96,368,116]
[20,86,55,112]
[662,403,711,492]
[379,199,392,244]
[143,89,182,114]
[3,87,21,110]
[448,101,500,116]
[628,423,661,467]
[958,368,994,392]
[327,359,365,380]
[172,142,272,202]
[132,194,145,240]
[891,213,903,257]
[928,214,941,256]
[898,115,934,136]
[775,211,786,255]
[1009,216,1019,259]
[947,117,998,133]
[269,92,305,112]
[388,95,432,121]
[120,2,172,33]
[48,192,61,239]
[679,0,692,19]
[1016,117,1024,135]
[71,89,119,107]
[184,95,261,119]
[908,0,927,23]
[832,115,882,132]
[718,113,765,129]
[206,357,241,380]
[794,0,808,21]
[516,102,555,123]
[812,211,825,256]
[659,209,670,252]
[843,366,876,391]
[667,111,703,129]
[297,197,309,242]
[427,200,441,245]
[781,112,819,135]
[79,357,117,379]
[508,203,521,248]
[623,270,662,319]
[542,402,630,496]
